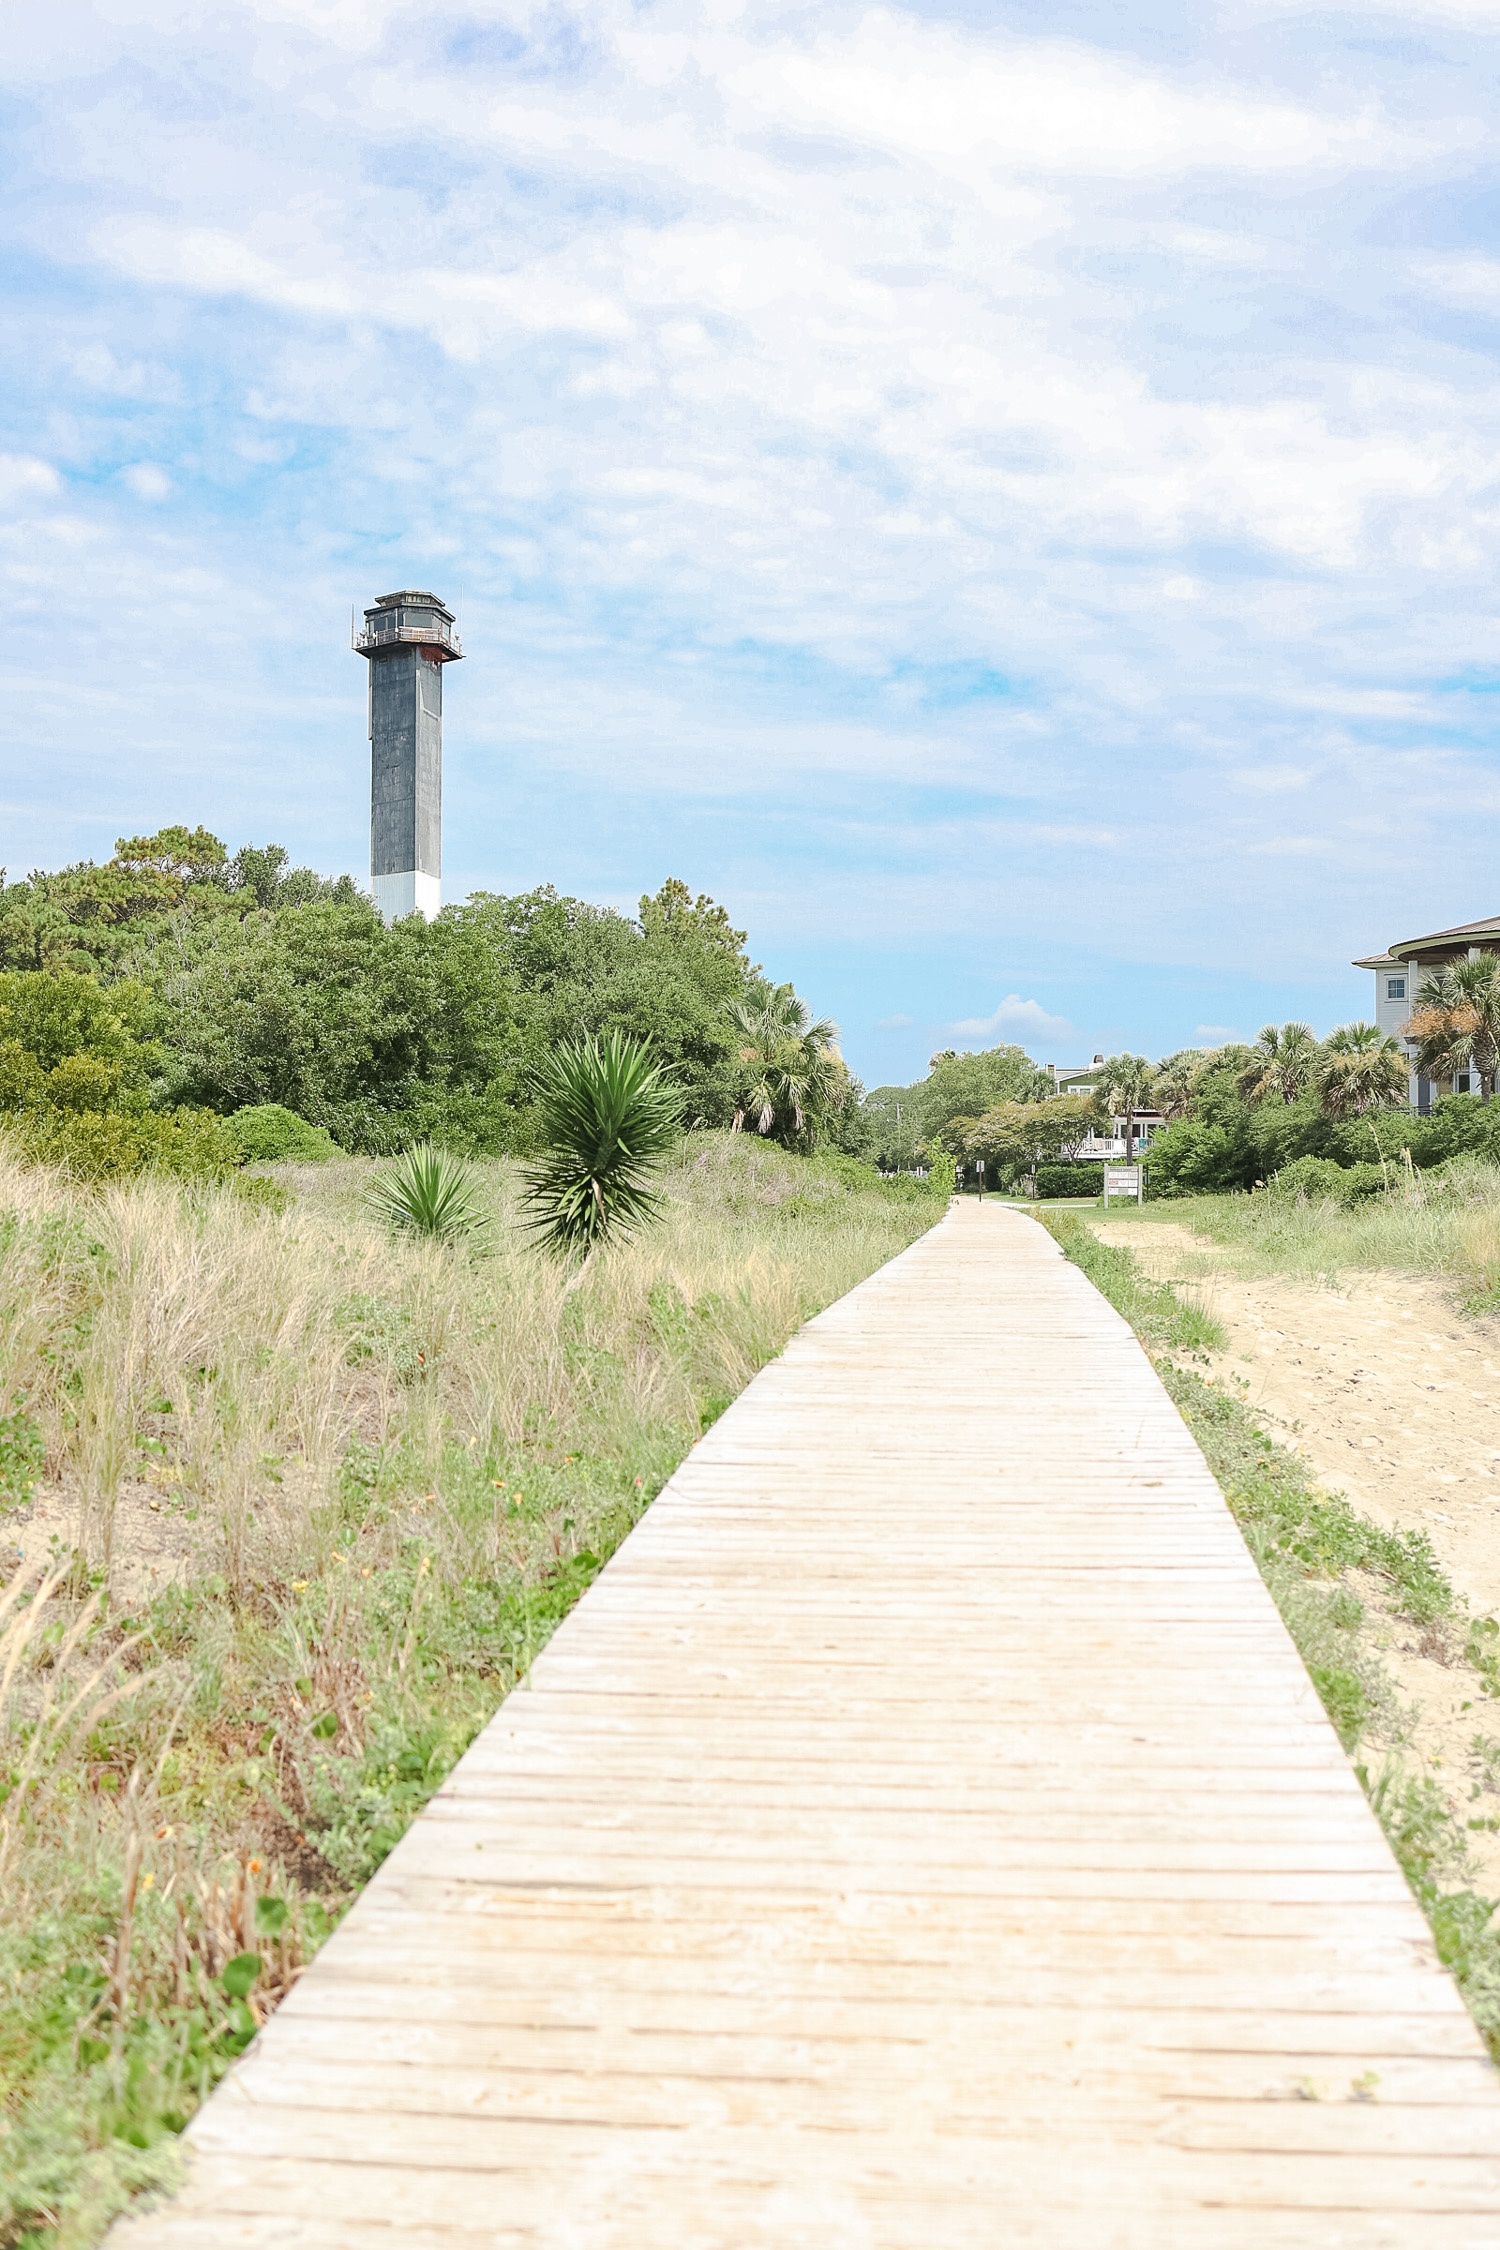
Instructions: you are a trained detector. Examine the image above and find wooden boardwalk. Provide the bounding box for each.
[117,1201,1500,2247]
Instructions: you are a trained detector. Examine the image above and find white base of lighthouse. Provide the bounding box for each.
[372,869,441,926]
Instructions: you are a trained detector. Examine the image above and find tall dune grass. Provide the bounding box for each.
[0,1132,937,2247]
[1155,1153,1500,1302]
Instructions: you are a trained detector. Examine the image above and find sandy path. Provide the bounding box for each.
[1092,1220,1500,1623]
[1090,1219,1500,1884]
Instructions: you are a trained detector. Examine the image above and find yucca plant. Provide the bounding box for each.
[522,1031,684,1256]
[369,1141,491,1246]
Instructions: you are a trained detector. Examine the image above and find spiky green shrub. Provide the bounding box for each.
[522,1031,684,1255]
[368,1142,491,1246]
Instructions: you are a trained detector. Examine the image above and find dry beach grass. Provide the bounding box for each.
[0,1133,938,2246]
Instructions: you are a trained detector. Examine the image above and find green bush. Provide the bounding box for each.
[1142,1117,1241,1195]
[808,1152,885,1192]
[1266,1154,1388,1206]
[228,1174,293,1215]
[1034,1162,1105,1199]
[4,1106,242,1184]
[922,1149,957,1198]
[226,1103,339,1164]
[872,1170,947,1203]
[807,1152,950,1202]
[0,970,147,1074]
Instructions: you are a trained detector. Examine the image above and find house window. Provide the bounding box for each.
[1387,977,1406,1000]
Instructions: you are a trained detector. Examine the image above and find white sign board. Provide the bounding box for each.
[1103,1165,1143,1206]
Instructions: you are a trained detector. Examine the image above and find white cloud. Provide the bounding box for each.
[876,1013,913,1029]
[120,463,173,502]
[1231,765,1313,794]
[949,995,1074,1044]
[723,18,1402,181]
[0,454,61,505]
[68,345,179,401]
[1248,0,1500,23]
[9,0,1500,1023]
[1195,1026,1240,1043]
[1413,254,1500,308]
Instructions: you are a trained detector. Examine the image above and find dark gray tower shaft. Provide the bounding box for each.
[371,646,441,896]
[353,590,462,924]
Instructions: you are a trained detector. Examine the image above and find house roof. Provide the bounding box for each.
[1389,914,1500,961]
[1352,952,1397,970]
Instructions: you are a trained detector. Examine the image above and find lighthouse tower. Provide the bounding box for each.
[352,590,463,923]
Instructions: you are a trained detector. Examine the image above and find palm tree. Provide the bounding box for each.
[1405,956,1500,1103]
[1092,1053,1155,1163]
[1237,1022,1320,1106]
[1153,1049,1206,1122]
[728,983,841,1143]
[1314,1023,1408,1119]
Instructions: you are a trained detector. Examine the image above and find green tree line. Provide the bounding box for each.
[859,1007,1500,1197]
[0,827,869,1166]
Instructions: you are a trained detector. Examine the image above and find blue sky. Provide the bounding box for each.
[5,0,1500,1086]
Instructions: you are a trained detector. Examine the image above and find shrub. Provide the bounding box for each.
[3,1106,242,1184]
[1144,1118,1242,1195]
[226,1103,339,1164]
[808,1152,950,1202]
[1266,1155,1388,1207]
[368,1142,491,1246]
[922,1149,957,1198]
[1034,1162,1105,1200]
[873,1170,948,1203]
[809,1152,885,1192]
[0,970,145,1073]
[522,1031,684,1256]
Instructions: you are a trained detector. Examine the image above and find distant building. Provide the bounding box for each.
[1353,914,1500,1112]
[1046,1056,1165,1159]
[353,590,463,924]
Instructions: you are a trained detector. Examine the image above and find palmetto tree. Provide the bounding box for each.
[1314,1023,1409,1119]
[1237,1022,1320,1106]
[1092,1053,1156,1163]
[1405,956,1500,1103]
[1153,1049,1207,1122]
[728,983,841,1142]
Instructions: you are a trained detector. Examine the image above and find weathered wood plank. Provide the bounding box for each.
[110,1202,1500,2248]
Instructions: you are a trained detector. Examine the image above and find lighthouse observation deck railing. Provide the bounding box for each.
[352,613,462,657]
